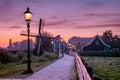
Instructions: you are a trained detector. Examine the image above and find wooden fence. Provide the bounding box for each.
[71,52,91,80]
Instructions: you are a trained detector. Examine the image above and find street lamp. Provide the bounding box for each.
[23,7,33,73]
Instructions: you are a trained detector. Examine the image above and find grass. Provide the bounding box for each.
[0,52,58,79]
[0,59,57,79]
[0,63,26,78]
[83,57,120,80]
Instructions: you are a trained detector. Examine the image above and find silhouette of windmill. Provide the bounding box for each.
[21,19,45,56]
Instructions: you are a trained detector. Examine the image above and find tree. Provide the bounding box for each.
[102,30,113,43]
[102,30,120,49]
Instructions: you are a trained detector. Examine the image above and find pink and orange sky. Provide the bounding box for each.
[0,0,120,47]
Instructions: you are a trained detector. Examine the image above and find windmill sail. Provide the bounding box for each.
[33,19,44,56]
[37,19,42,55]
[38,19,42,35]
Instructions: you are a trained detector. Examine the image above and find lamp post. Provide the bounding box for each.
[23,7,33,73]
[61,39,64,57]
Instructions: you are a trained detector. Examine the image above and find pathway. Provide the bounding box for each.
[26,54,75,80]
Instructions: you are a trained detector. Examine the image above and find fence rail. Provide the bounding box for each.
[71,52,91,80]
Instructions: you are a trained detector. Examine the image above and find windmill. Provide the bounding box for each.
[21,19,45,56]
[33,19,44,55]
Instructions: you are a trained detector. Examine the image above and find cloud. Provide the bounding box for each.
[0,26,24,29]
[99,18,120,24]
[85,13,120,17]
[45,20,67,26]
[48,16,58,19]
[75,23,120,29]
[9,26,23,29]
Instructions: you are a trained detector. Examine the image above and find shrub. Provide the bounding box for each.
[31,52,58,63]
[37,57,49,62]
[0,49,13,64]
[16,51,26,61]
[0,50,58,64]
[79,51,120,57]
[19,57,27,64]
[42,52,58,60]
[0,49,27,64]
[0,65,6,70]
[11,54,18,62]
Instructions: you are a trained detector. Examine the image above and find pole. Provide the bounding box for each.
[37,37,41,55]
[62,43,64,57]
[26,22,33,73]
[59,41,61,57]
[53,39,56,53]
[37,19,42,55]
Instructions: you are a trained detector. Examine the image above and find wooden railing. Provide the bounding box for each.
[71,52,91,80]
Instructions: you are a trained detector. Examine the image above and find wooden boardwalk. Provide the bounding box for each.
[26,54,75,80]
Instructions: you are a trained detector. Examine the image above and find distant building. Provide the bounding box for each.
[6,39,35,51]
[13,42,20,50]
[68,36,92,51]
[18,39,35,51]
[7,39,13,51]
[82,35,111,51]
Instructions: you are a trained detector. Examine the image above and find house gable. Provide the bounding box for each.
[82,35,111,51]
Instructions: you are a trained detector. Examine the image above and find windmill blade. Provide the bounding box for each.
[41,19,45,35]
[38,19,42,36]
[37,19,42,55]
[37,19,44,55]
[20,30,37,37]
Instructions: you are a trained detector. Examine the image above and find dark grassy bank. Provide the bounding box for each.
[83,57,120,80]
[0,49,58,78]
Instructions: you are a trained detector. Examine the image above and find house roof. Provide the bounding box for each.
[82,35,111,48]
